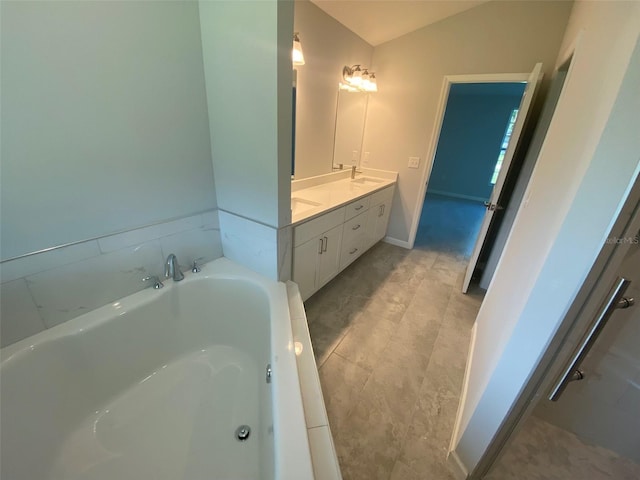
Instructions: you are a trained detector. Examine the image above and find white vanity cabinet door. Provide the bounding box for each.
[293,238,322,301]
[316,224,343,289]
[365,186,395,248]
[374,200,392,241]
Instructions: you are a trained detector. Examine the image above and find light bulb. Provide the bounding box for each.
[292,33,305,66]
[351,65,363,86]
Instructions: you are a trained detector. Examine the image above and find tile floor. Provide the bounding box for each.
[305,244,482,479]
[486,414,640,480]
[304,194,486,479]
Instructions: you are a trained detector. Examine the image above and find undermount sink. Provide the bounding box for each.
[351,176,385,186]
[292,197,322,216]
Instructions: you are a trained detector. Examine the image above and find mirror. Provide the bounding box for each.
[332,90,369,169]
[292,76,370,179]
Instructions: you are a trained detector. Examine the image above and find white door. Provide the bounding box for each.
[462,63,544,293]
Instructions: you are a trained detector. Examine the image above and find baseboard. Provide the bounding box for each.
[382,236,411,249]
[428,189,488,204]
[447,450,469,480]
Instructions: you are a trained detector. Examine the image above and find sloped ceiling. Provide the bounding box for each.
[310,0,491,46]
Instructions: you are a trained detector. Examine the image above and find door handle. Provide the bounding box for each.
[318,237,324,255]
[484,201,504,211]
[549,277,634,401]
[323,236,328,253]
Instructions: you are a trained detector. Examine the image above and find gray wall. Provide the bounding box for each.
[1,0,217,260]
[0,1,222,347]
[362,0,573,244]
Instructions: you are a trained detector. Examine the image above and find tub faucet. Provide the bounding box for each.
[164,254,184,282]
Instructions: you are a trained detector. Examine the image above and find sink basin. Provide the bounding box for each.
[351,177,385,186]
[292,197,322,216]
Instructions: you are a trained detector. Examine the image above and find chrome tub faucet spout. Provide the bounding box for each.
[164,254,184,282]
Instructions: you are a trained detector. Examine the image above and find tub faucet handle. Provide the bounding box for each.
[142,275,164,289]
[191,261,201,273]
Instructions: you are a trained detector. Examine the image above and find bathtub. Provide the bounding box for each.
[0,258,314,480]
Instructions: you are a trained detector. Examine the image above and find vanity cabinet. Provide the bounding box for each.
[292,184,395,301]
[293,207,345,300]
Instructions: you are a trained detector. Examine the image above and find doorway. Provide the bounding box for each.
[414,82,527,258]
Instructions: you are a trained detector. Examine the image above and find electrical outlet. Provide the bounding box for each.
[408,156,420,169]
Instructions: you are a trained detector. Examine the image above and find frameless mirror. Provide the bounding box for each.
[332,90,368,169]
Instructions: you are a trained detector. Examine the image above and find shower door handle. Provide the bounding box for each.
[549,277,634,401]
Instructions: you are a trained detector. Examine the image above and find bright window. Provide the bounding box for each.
[490,109,519,185]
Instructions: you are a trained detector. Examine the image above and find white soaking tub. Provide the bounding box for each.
[0,258,314,480]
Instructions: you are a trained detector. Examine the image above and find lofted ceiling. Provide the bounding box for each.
[310,0,491,46]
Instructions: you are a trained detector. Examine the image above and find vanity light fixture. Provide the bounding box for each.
[292,32,305,66]
[342,65,378,92]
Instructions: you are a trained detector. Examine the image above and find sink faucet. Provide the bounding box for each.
[164,254,184,282]
[351,165,357,179]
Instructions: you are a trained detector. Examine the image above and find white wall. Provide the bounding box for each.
[1,0,217,260]
[452,1,640,473]
[362,0,573,244]
[293,0,373,179]
[0,1,223,347]
[199,0,294,280]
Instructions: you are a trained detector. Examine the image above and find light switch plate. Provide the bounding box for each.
[408,156,420,169]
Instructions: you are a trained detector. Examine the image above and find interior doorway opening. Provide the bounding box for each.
[414,81,527,261]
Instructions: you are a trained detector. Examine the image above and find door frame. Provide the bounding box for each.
[407,72,530,250]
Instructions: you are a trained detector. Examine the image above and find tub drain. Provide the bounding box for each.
[235,425,251,442]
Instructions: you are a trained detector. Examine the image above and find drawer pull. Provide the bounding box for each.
[354,205,364,211]
[352,224,361,231]
[349,248,358,255]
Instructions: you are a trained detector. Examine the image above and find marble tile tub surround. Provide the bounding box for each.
[291,168,398,225]
[305,242,483,480]
[0,211,222,348]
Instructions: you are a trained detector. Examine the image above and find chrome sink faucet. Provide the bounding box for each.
[164,254,184,282]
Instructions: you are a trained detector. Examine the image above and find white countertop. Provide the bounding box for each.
[291,168,398,225]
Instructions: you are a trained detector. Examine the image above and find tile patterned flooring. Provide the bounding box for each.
[486,414,640,480]
[305,242,484,479]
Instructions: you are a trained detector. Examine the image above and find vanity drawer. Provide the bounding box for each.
[344,197,370,221]
[294,206,346,247]
[340,212,366,269]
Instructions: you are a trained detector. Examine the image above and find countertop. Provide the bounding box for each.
[291,168,398,225]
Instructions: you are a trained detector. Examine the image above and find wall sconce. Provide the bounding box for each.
[293,32,305,66]
[342,65,378,92]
